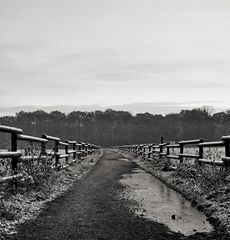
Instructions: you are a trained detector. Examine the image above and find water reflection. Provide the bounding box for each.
[119,168,213,236]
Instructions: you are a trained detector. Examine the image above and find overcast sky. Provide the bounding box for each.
[0,0,230,114]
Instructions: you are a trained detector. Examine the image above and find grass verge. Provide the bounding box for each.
[0,150,103,239]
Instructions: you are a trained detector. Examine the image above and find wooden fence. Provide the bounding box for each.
[119,135,230,167]
[0,124,100,183]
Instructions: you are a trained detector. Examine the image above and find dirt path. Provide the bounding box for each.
[9,149,214,240]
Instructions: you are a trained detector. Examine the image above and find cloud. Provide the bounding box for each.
[0,1,230,109]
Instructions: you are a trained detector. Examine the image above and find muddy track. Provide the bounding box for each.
[9,150,215,240]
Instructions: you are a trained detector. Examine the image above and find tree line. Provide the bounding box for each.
[0,107,230,148]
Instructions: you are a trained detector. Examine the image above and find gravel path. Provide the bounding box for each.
[10,149,212,240]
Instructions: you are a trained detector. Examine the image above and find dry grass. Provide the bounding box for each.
[0,147,103,238]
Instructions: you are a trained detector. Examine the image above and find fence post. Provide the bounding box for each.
[148,145,151,159]
[161,136,164,144]
[55,140,59,168]
[166,145,170,156]
[77,142,82,159]
[65,141,69,164]
[85,143,87,157]
[159,137,164,161]
[159,142,163,159]
[73,143,76,160]
[143,145,146,159]
[223,137,230,167]
[165,144,170,163]
[81,143,85,158]
[89,144,92,155]
[11,133,18,172]
[224,139,230,157]
[179,143,184,163]
[41,138,46,155]
[198,139,204,165]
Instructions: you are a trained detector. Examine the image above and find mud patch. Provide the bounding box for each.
[119,168,213,236]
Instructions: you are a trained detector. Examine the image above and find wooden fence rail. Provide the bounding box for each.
[0,124,100,184]
[119,134,230,168]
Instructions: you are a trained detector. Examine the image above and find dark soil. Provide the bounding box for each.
[7,149,221,240]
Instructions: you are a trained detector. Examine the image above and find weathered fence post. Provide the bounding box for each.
[159,137,164,159]
[89,144,92,155]
[160,136,164,144]
[198,139,204,164]
[143,145,146,159]
[141,145,144,157]
[159,136,164,161]
[148,144,152,159]
[73,142,76,160]
[222,136,230,167]
[41,135,47,155]
[166,145,170,156]
[77,142,82,159]
[225,139,230,158]
[85,144,88,157]
[81,142,85,158]
[179,142,184,163]
[11,133,18,172]
[88,144,91,156]
[65,141,69,164]
[55,140,59,168]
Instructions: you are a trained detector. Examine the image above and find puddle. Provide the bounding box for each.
[119,169,213,236]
